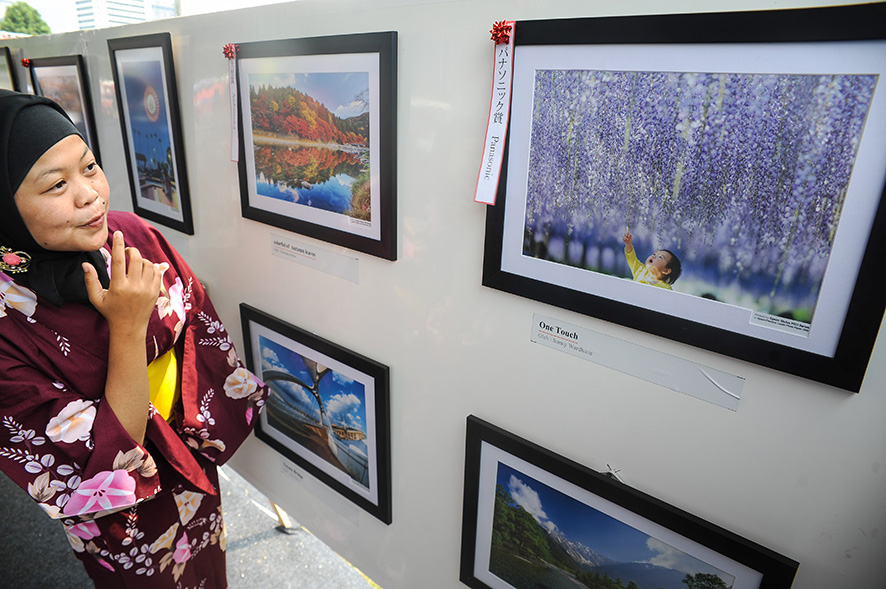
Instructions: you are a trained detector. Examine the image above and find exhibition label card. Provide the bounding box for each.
[270,233,359,283]
[530,313,745,410]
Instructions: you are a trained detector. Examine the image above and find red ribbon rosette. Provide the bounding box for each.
[490,21,512,45]
[222,43,238,60]
[20,58,30,68]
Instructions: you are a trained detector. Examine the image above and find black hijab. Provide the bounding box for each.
[0,90,109,306]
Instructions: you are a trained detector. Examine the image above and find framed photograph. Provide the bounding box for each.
[236,32,398,260]
[482,3,886,392]
[1,47,18,91]
[28,55,101,163]
[108,33,194,235]
[460,415,799,589]
[240,304,392,524]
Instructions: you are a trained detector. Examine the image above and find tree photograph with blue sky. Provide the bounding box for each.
[490,462,734,589]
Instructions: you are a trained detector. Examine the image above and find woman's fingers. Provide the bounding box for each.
[109,231,126,281]
[151,263,163,292]
[110,232,150,287]
[125,246,147,282]
[111,233,157,289]
[137,257,162,293]
[127,254,162,300]
[82,262,102,304]
[125,245,142,268]
[93,232,162,325]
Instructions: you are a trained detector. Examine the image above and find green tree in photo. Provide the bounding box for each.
[1,2,50,35]
[683,572,730,589]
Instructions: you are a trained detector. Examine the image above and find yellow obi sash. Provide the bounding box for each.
[147,348,181,422]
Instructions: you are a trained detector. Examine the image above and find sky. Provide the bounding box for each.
[259,335,367,433]
[120,58,171,165]
[250,72,369,119]
[495,462,734,582]
[12,1,293,34]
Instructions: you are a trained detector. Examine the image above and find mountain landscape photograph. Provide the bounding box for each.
[489,462,735,589]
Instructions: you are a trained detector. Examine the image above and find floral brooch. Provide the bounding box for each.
[0,247,32,273]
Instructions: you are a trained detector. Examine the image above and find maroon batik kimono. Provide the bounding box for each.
[0,211,267,588]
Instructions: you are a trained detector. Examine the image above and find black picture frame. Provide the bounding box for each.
[482,3,886,392]
[236,32,398,260]
[107,33,194,235]
[28,55,101,164]
[240,304,392,524]
[460,415,799,589]
[1,47,18,91]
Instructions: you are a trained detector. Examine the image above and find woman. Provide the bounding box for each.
[0,90,267,587]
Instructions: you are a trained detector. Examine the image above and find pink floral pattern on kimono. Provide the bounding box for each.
[64,469,137,516]
[173,533,191,563]
[0,273,36,318]
[0,212,267,588]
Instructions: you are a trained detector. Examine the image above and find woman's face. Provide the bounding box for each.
[13,134,110,252]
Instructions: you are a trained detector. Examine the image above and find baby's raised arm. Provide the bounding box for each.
[623,226,633,253]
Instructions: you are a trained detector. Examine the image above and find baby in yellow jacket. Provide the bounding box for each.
[622,226,681,290]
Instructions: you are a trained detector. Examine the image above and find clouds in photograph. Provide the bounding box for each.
[327,392,364,429]
[508,475,558,534]
[249,71,369,119]
[261,346,279,365]
[643,538,735,584]
[259,340,317,417]
[333,99,367,119]
[496,462,736,575]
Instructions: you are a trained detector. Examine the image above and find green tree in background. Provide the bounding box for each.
[683,572,730,589]
[1,2,50,35]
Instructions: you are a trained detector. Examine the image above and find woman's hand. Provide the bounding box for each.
[83,230,162,334]
[82,230,162,444]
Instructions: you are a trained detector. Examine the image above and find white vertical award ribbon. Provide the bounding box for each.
[224,43,239,162]
[474,21,515,205]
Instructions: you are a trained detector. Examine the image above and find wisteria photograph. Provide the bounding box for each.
[523,69,877,326]
[483,8,886,389]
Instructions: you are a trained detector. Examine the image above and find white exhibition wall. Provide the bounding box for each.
[6,1,885,587]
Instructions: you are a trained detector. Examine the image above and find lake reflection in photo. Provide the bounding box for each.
[254,141,367,216]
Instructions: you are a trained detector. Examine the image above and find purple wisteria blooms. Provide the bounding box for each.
[523,69,878,321]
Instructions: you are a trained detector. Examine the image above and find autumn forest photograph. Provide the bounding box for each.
[248,71,372,221]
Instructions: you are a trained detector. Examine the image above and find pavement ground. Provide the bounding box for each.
[0,464,379,588]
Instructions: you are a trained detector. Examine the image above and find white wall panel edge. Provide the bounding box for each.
[5,1,884,587]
